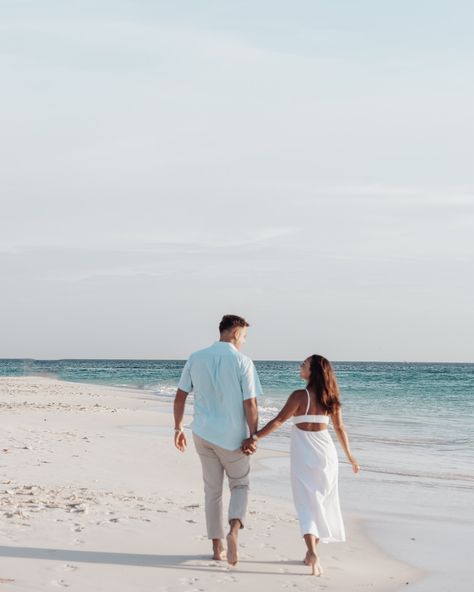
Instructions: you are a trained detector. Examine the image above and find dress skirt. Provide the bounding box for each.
[290,426,346,542]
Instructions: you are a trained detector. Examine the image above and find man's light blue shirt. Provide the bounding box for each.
[178,341,263,451]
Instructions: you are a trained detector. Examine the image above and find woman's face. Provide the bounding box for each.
[299,357,311,381]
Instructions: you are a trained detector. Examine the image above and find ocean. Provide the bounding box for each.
[1,358,472,513]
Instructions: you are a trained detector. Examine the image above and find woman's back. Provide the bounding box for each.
[292,388,329,432]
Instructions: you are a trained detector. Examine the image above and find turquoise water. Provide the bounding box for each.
[1,358,473,505]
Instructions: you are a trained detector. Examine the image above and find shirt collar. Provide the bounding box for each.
[213,340,238,352]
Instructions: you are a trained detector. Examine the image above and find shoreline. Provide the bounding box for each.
[0,376,422,591]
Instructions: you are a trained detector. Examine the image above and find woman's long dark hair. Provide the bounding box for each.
[307,355,341,414]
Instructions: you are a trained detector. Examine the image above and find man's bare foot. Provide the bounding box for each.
[226,533,239,566]
[212,540,225,561]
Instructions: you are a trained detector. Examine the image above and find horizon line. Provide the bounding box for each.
[0,357,473,365]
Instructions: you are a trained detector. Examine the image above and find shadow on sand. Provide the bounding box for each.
[0,546,306,576]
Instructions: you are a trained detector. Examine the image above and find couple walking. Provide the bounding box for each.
[173,315,359,576]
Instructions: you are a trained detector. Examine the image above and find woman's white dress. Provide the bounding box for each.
[290,389,346,542]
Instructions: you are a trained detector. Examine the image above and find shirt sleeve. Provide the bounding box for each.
[240,358,263,400]
[178,358,193,393]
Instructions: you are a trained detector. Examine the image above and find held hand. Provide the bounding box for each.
[241,438,257,455]
[350,457,360,474]
[174,430,187,453]
[247,441,257,454]
[242,444,256,455]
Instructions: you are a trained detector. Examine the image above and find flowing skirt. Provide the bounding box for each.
[290,426,345,542]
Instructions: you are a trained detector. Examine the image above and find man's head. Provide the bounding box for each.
[219,314,250,350]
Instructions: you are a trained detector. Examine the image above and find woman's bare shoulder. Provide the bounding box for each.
[289,389,306,398]
[287,389,306,406]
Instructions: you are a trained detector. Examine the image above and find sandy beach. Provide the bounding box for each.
[0,376,420,591]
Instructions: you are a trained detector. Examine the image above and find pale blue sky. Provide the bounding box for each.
[1,1,473,361]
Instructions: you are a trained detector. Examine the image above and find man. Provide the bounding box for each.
[173,314,262,566]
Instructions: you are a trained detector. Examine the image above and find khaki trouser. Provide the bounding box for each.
[193,432,250,540]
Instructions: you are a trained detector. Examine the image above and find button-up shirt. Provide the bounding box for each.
[178,341,263,450]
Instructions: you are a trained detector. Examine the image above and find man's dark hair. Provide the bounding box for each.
[219,314,250,333]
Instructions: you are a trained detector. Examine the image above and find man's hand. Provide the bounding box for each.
[241,437,257,455]
[173,389,188,453]
[174,430,187,452]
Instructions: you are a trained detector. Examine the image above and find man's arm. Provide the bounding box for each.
[173,388,188,452]
[241,357,262,431]
[243,397,258,452]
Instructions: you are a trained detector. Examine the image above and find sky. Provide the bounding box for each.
[1,1,473,361]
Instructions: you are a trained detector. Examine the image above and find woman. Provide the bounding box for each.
[242,355,360,576]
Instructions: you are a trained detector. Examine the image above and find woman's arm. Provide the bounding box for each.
[242,391,300,451]
[331,408,360,473]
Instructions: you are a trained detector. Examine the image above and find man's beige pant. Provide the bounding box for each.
[193,433,250,540]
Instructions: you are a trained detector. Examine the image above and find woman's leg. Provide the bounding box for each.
[303,534,322,576]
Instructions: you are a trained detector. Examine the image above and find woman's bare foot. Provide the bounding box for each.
[307,552,323,576]
[226,533,239,566]
[303,534,321,575]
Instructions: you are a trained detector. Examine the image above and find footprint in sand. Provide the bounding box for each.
[215,574,237,583]
[58,564,78,573]
[179,576,199,585]
[51,579,69,587]
[71,525,83,532]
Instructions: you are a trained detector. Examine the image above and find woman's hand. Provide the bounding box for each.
[174,429,187,453]
[350,457,360,473]
[241,437,256,455]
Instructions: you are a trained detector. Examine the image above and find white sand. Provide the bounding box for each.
[0,377,420,591]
